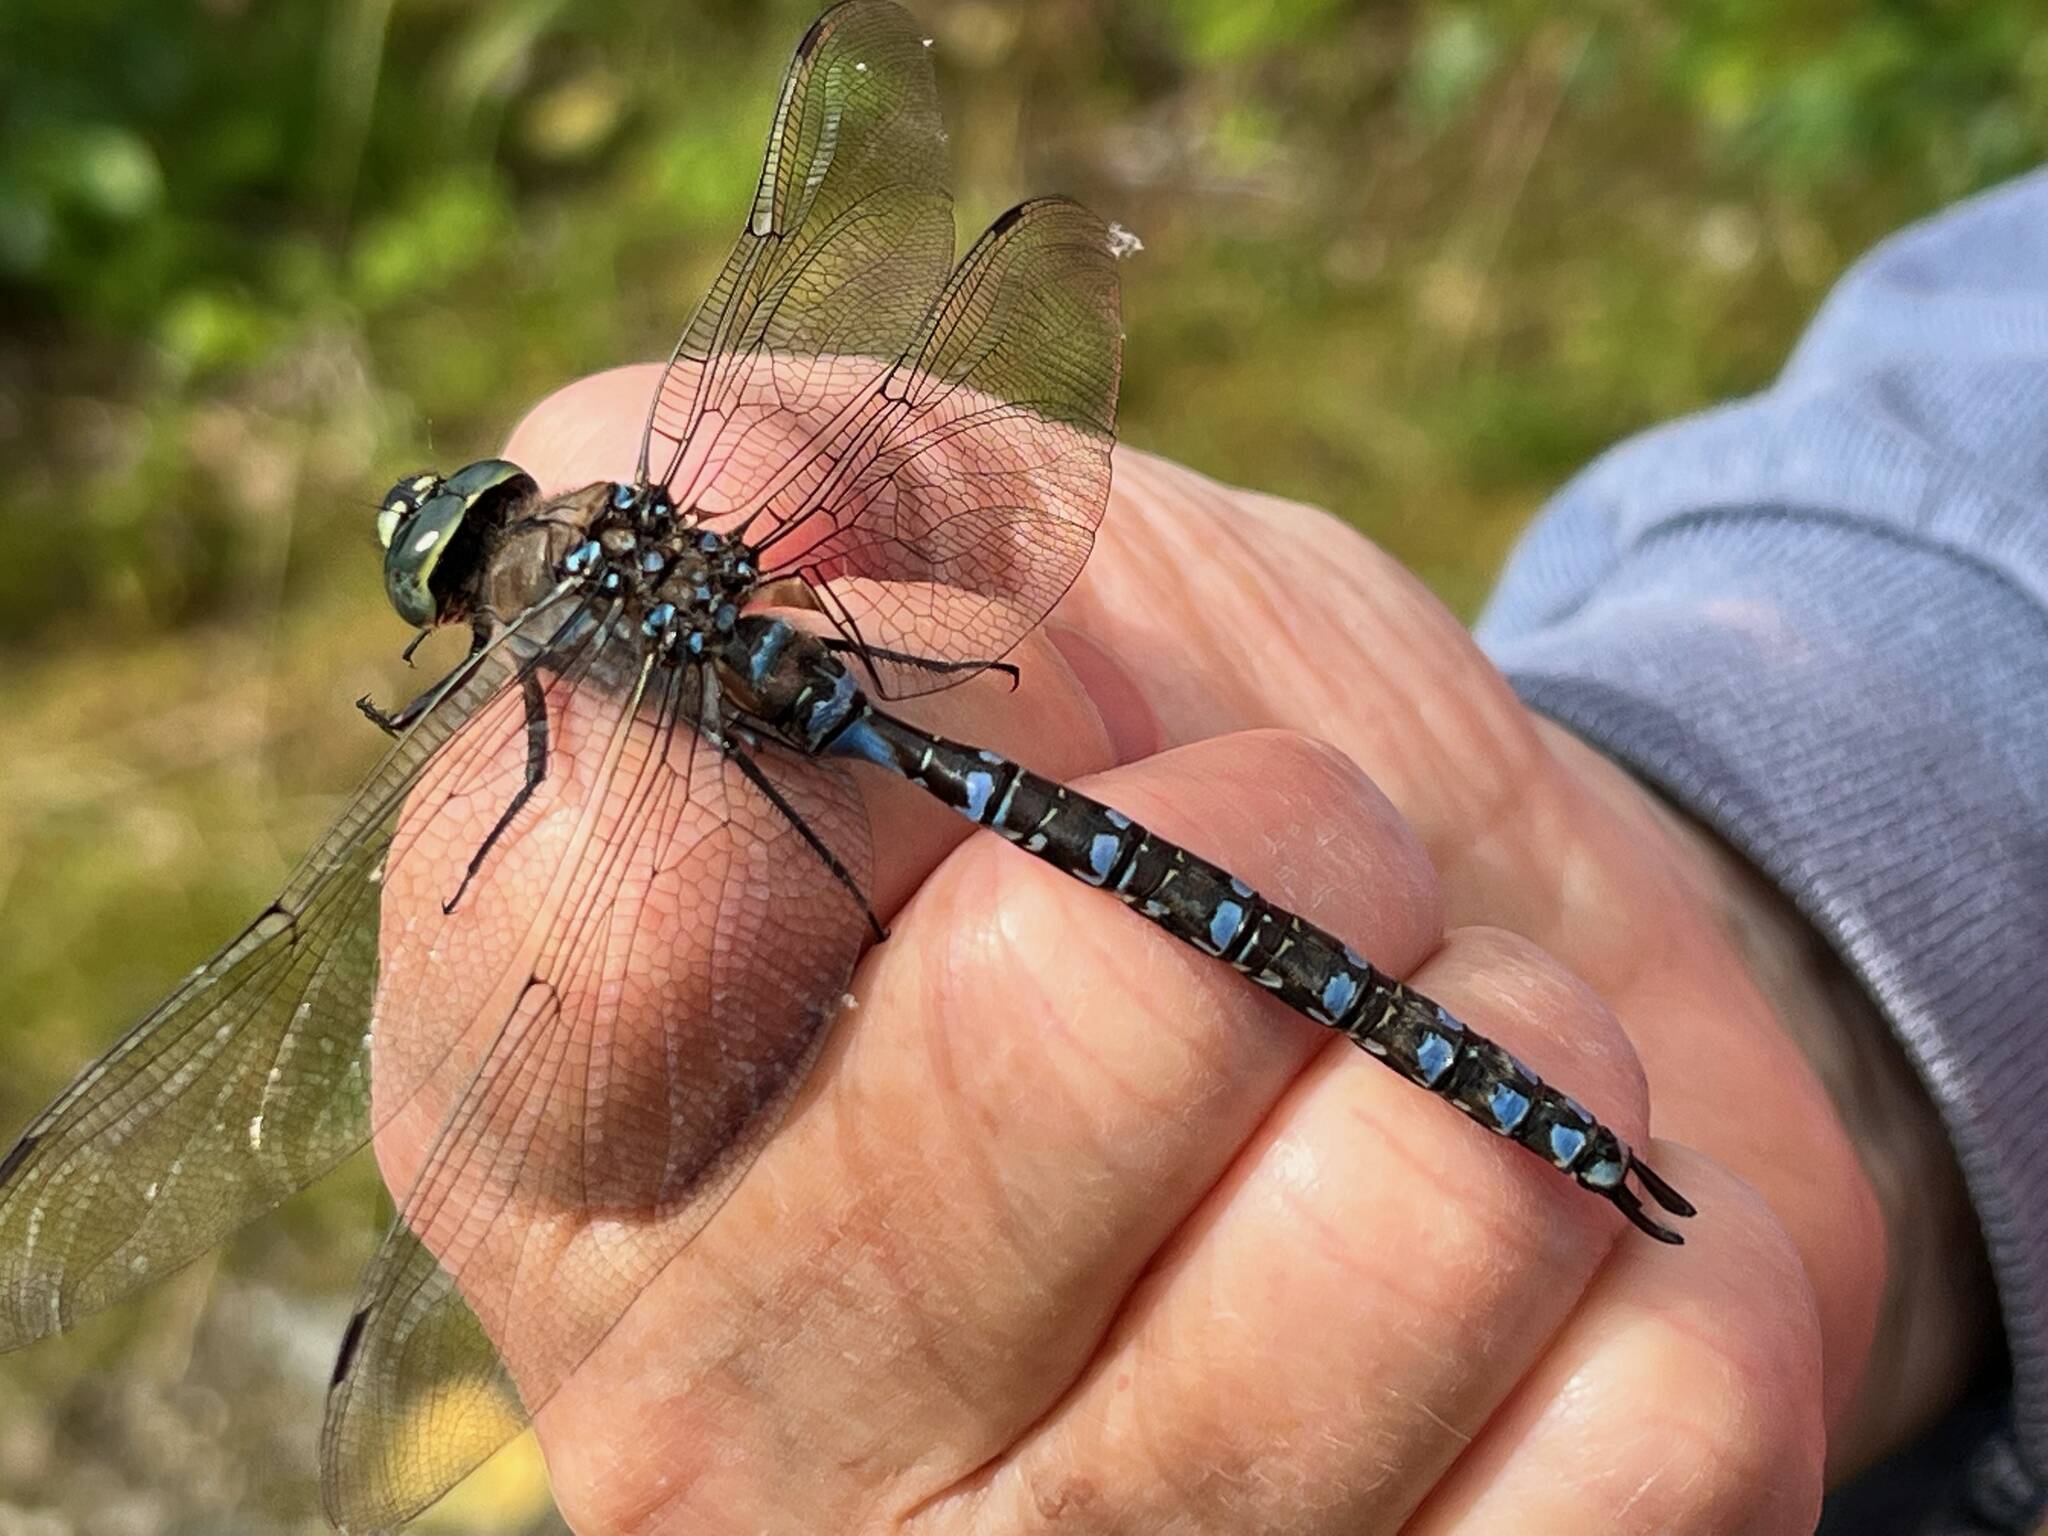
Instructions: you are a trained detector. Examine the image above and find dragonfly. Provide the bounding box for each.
[0,2,1693,1529]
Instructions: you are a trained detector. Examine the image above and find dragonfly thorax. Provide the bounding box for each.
[550,481,762,661]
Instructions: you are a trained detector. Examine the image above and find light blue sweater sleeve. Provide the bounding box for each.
[1476,170,2048,1528]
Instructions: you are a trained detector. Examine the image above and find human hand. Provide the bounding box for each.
[372,362,1936,1533]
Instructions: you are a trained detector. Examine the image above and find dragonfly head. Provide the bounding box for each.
[377,458,539,628]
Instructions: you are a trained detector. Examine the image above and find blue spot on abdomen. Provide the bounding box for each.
[1318,970,1360,1022]
[1488,1083,1532,1133]
[1579,1156,1624,1190]
[1415,1031,1457,1086]
[803,670,860,745]
[1208,900,1246,953]
[1547,1123,1589,1167]
[1086,832,1120,882]
[961,770,998,823]
[825,715,896,770]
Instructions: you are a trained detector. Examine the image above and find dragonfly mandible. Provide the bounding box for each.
[0,3,1692,1529]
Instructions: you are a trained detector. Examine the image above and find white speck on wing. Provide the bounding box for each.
[247,1114,265,1152]
[1106,223,1144,259]
[411,529,440,554]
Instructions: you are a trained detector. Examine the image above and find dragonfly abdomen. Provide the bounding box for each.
[829,705,1693,1243]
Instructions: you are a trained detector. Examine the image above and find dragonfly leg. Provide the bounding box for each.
[357,633,488,736]
[440,670,550,915]
[720,730,886,942]
[820,637,1020,694]
[796,569,1020,694]
[356,691,423,737]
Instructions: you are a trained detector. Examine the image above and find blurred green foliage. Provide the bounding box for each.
[0,0,2044,1529]
[4,0,2045,642]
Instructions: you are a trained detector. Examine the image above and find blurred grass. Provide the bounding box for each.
[1,0,2044,1529]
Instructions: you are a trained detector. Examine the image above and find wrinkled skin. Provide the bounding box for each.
[371,362,1945,1535]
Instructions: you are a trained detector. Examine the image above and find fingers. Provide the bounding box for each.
[501,365,662,494]
[927,939,1819,1536]
[533,729,1445,1534]
[1053,450,1882,1440]
[1409,1150,1825,1536]
[928,925,1653,1535]
[479,369,1831,1536]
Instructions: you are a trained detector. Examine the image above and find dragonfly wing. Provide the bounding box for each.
[320,1220,520,1532]
[635,9,1121,700]
[643,0,953,502]
[321,670,869,1530]
[754,197,1124,694]
[0,636,540,1351]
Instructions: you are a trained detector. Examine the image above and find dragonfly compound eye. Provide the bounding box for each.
[376,471,443,550]
[381,458,538,629]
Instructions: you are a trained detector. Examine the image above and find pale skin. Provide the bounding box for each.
[373,363,1991,1534]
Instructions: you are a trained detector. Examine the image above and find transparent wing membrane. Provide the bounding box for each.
[333,12,1122,1511]
[755,196,1122,693]
[323,663,869,1530]
[642,0,953,501]
[636,3,1121,696]
[0,629,544,1351]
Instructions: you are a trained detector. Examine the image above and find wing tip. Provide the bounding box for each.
[330,1304,372,1389]
[983,196,1139,263]
[0,1131,40,1187]
[798,0,919,61]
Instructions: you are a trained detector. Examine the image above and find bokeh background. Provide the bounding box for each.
[0,0,2042,1529]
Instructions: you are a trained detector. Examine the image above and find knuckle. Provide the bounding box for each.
[1613,1174,1825,1530]
[1123,727,1444,950]
[1426,924,1650,1130]
[1227,727,1400,834]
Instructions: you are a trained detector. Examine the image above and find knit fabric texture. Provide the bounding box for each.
[1477,169,2048,1524]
